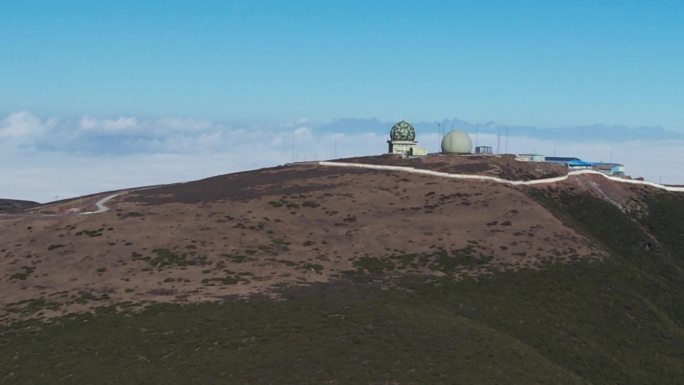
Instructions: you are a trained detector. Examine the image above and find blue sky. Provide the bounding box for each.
[1,1,684,201]
[2,0,683,127]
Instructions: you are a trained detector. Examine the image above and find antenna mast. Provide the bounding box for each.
[505,126,509,154]
[497,127,501,154]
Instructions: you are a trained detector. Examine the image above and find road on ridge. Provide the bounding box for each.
[317,161,684,193]
[80,193,122,215]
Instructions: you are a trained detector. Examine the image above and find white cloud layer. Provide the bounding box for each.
[1,112,682,202]
[0,111,55,140]
[80,116,139,131]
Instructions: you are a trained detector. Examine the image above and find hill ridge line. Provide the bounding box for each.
[317,161,684,193]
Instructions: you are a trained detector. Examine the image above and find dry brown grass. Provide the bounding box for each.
[0,161,606,322]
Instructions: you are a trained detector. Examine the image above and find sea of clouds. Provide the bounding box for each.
[2,111,683,202]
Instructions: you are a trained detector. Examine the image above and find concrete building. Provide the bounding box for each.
[515,154,545,162]
[475,146,493,155]
[411,146,429,156]
[593,163,625,176]
[387,121,428,156]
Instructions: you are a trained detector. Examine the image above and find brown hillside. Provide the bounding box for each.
[1,160,608,322]
[0,199,38,214]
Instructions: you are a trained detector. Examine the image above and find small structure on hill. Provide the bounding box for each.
[387,121,428,156]
[545,157,626,176]
[475,146,493,155]
[441,130,473,154]
[516,153,545,162]
[593,163,625,176]
[545,156,594,169]
[513,150,629,177]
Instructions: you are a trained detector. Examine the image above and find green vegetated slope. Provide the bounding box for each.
[2,189,684,385]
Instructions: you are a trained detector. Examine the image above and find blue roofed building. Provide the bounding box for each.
[544,157,626,176]
[544,157,594,169]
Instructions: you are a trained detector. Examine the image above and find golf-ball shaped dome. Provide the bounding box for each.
[441,130,473,154]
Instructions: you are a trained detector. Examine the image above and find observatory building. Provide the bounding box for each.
[387,121,428,156]
[441,130,473,154]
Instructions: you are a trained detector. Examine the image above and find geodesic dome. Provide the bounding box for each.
[390,121,416,141]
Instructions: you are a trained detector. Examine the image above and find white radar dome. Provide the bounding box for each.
[441,130,473,154]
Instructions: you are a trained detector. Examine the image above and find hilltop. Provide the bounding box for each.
[335,153,568,180]
[1,155,684,384]
[0,158,601,317]
[0,199,38,214]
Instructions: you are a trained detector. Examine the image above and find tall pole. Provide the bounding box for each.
[497,127,501,155]
[334,124,337,159]
[505,126,509,154]
[291,131,295,163]
[437,122,442,153]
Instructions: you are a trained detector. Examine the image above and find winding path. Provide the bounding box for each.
[4,165,680,219]
[317,161,684,193]
[79,193,122,215]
